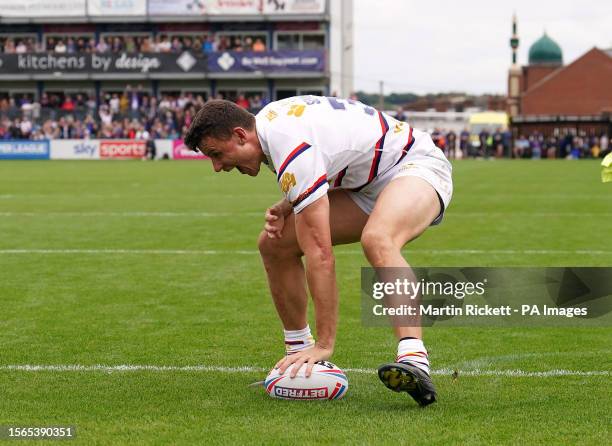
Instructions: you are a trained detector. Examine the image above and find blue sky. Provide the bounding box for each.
[353,0,612,94]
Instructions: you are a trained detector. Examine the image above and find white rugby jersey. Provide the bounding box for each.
[255,96,423,213]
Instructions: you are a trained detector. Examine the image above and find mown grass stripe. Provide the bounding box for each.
[0,364,608,377]
[0,249,609,255]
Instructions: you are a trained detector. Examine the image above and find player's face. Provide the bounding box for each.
[199,130,261,176]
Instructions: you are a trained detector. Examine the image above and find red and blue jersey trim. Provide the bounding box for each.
[333,166,348,187]
[350,111,390,192]
[277,142,311,180]
[292,174,328,208]
[393,126,415,167]
[369,111,390,179]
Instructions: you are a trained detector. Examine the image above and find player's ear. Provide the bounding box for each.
[233,127,247,144]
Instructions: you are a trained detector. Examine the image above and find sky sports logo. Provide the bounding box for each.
[100,141,146,159]
[274,387,328,399]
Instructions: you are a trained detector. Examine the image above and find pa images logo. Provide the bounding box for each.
[280,172,296,193]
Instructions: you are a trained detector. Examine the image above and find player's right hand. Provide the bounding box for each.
[264,206,285,239]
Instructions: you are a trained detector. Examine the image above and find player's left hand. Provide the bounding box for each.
[264,205,285,239]
[274,344,333,378]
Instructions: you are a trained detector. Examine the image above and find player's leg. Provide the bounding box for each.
[257,188,368,353]
[360,175,442,406]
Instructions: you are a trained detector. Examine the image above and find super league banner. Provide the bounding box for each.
[0,52,207,75]
[0,141,50,160]
[208,50,325,73]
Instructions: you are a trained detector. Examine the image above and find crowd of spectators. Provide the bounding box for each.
[428,128,610,159]
[0,89,269,141]
[1,91,609,160]
[0,33,268,55]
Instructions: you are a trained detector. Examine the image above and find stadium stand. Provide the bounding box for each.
[0,0,329,150]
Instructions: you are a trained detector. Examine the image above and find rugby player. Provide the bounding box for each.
[184,96,453,406]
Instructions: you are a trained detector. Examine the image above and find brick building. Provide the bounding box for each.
[507,17,612,138]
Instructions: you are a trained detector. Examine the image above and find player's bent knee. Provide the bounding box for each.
[360,229,399,266]
[257,230,301,259]
[257,230,276,257]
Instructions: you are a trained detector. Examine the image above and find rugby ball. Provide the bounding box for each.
[264,360,348,400]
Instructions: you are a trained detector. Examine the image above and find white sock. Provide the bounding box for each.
[284,325,315,355]
[396,337,430,374]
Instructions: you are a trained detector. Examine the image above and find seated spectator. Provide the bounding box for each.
[235,94,250,109]
[252,38,266,52]
[249,94,263,111]
[96,38,109,53]
[19,117,32,138]
[158,36,171,52]
[202,36,214,53]
[54,40,67,53]
[66,38,76,53]
[76,38,88,52]
[217,36,230,51]
[3,38,16,53]
[140,37,153,52]
[15,40,27,54]
[125,37,137,53]
[171,37,183,52]
[111,36,123,52]
[61,96,75,112]
[232,37,244,52]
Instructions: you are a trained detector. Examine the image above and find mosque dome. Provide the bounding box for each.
[528,32,563,65]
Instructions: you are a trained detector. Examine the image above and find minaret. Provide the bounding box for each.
[507,13,521,117]
[510,14,519,65]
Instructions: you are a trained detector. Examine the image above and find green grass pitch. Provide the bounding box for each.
[0,160,610,445]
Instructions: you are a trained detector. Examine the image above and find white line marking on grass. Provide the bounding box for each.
[0,249,610,256]
[0,249,260,255]
[0,212,262,218]
[0,365,265,373]
[449,212,612,218]
[432,368,610,377]
[0,365,608,377]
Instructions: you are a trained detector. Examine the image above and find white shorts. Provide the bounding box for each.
[346,129,453,225]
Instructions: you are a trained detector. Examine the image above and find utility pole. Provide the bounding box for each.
[378,80,384,110]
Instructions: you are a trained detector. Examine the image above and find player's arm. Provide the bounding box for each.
[276,194,337,377]
[295,194,337,352]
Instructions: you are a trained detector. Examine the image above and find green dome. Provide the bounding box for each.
[528,33,563,65]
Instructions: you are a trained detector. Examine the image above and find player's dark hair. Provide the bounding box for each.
[184,100,255,152]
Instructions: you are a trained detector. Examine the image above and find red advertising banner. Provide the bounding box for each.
[172,139,209,160]
[100,140,146,159]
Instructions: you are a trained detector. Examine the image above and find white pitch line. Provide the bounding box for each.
[0,212,262,218]
[0,364,608,377]
[0,249,260,255]
[0,249,610,256]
